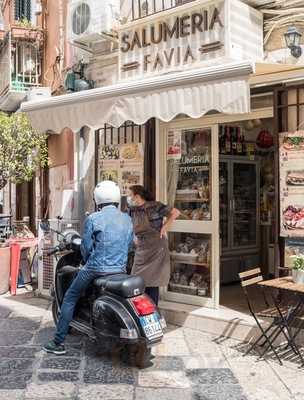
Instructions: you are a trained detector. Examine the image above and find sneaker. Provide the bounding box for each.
[43,340,66,355]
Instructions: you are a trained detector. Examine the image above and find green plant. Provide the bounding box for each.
[15,18,34,29]
[292,255,304,271]
[0,112,48,190]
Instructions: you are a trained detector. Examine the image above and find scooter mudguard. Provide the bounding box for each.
[92,295,139,340]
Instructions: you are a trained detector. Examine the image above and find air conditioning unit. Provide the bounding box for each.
[37,219,80,297]
[67,0,120,45]
[26,87,51,102]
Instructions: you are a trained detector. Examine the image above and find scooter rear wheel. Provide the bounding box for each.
[133,344,152,369]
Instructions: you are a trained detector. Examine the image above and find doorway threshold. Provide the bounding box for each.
[159,300,262,342]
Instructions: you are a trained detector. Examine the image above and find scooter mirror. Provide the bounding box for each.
[40,220,50,232]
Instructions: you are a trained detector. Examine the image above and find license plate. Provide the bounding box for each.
[140,313,163,340]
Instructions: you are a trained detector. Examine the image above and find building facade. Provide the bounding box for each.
[14,0,304,313]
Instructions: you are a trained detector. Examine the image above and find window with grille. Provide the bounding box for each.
[15,0,31,21]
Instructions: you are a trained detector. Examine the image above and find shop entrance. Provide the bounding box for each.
[219,116,276,311]
[158,106,276,310]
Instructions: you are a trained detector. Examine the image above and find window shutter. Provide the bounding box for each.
[15,0,31,21]
[15,0,22,20]
[25,0,31,21]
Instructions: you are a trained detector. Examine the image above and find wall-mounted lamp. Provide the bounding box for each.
[284,26,302,58]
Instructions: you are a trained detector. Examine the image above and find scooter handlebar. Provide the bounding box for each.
[46,247,59,256]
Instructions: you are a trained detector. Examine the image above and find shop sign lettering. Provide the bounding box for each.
[119,2,225,77]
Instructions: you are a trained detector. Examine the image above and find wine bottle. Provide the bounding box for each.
[220,126,226,154]
[236,127,242,155]
[241,133,246,156]
[231,127,237,155]
[225,126,231,154]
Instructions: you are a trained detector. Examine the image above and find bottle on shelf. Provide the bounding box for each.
[225,126,231,154]
[241,133,246,156]
[219,125,226,155]
[232,126,237,155]
[236,127,243,155]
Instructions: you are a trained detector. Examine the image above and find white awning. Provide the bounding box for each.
[21,61,254,133]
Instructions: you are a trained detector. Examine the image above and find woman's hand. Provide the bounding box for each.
[160,225,167,238]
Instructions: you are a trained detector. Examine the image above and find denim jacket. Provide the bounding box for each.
[80,206,133,273]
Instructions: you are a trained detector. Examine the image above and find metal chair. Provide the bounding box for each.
[239,267,292,365]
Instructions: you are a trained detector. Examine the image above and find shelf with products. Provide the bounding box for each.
[168,232,211,298]
[170,255,209,268]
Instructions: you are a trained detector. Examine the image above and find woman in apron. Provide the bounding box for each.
[127,185,180,305]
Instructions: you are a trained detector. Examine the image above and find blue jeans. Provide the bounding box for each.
[54,267,105,344]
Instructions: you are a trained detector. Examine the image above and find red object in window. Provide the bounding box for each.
[131,295,156,316]
[256,129,274,149]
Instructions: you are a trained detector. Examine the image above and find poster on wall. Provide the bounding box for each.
[120,144,143,161]
[99,145,120,161]
[120,169,143,196]
[167,130,182,160]
[279,131,304,237]
[98,143,144,196]
[99,168,119,183]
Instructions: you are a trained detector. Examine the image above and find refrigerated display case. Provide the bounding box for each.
[220,156,260,283]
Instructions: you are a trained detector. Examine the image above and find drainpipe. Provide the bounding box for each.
[78,127,85,231]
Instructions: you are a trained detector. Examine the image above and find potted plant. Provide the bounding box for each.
[291,254,304,284]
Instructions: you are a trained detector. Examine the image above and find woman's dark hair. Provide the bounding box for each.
[130,185,154,201]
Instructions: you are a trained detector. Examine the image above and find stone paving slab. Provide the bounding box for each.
[78,384,134,400]
[1,292,303,400]
[0,390,25,400]
[24,382,76,399]
[0,330,34,346]
[193,384,247,400]
[138,370,191,388]
[135,388,193,400]
[40,357,82,370]
[38,371,80,382]
[0,317,41,331]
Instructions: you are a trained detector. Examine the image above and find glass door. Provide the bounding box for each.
[219,161,229,250]
[232,161,258,249]
[159,123,219,309]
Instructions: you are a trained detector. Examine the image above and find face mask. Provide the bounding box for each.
[127,196,136,207]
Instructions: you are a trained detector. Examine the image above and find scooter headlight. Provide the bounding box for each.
[120,328,138,340]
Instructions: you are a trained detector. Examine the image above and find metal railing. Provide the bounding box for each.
[0,31,41,97]
[131,0,195,21]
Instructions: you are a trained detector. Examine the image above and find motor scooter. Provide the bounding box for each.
[41,222,166,368]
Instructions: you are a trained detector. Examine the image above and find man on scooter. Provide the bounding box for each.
[43,180,133,355]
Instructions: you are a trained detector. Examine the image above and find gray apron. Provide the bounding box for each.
[131,206,171,287]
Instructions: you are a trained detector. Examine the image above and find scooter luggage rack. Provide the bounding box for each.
[37,218,80,297]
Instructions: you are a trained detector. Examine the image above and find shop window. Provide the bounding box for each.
[168,232,211,298]
[251,93,273,110]
[167,128,211,221]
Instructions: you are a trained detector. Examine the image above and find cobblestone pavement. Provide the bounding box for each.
[0,292,303,400]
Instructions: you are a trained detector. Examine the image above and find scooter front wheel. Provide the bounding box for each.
[52,299,59,325]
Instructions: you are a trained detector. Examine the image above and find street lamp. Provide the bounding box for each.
[284,26,302,58]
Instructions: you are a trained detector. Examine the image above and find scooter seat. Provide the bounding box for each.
[93,274,145,298]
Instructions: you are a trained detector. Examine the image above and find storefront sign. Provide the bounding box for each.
[279,131,304,237]
[119,1,226,78]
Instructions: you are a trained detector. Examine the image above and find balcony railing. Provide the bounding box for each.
[0,31,41,105]
[131,0,195,21]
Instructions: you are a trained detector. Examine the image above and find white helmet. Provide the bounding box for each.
[94,180,121,206]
